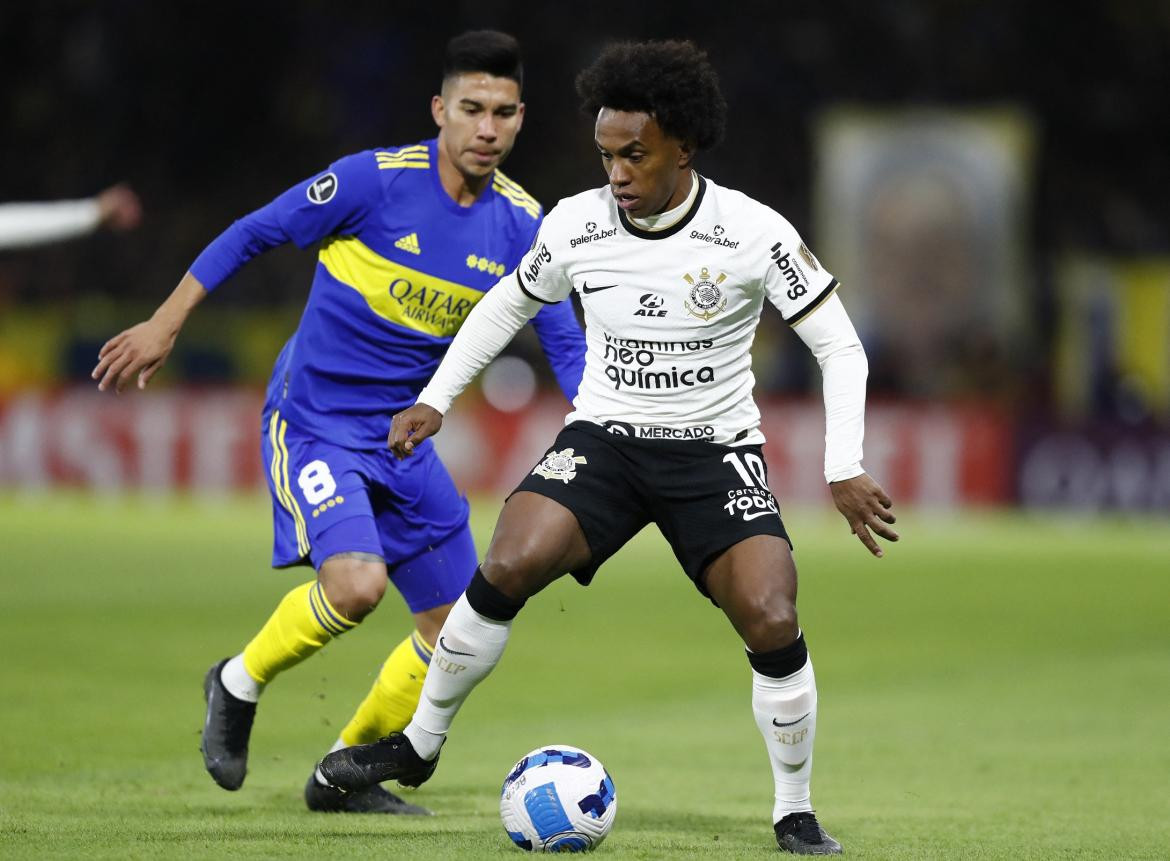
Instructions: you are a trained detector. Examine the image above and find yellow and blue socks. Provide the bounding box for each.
[338,631,435,746]
[219,580,357,702]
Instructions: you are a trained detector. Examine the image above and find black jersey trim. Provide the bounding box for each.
[786,279,840,326]
[515,270,556,305]
[616,175,707,240]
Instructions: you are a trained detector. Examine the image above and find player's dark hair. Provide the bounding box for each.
[575,39,726,151]
[443,30,523,90]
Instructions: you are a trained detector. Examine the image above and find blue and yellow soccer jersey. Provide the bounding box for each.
[189,138,585,449]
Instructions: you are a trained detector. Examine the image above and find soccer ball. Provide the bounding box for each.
[500,744,617,852]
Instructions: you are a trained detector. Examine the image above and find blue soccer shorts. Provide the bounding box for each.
[260,408,475,614]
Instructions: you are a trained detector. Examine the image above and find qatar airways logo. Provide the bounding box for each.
[387,278,475,328]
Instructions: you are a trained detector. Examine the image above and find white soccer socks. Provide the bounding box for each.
[404,572,522,761]
[220,653,263,703]
[748,633,818,822]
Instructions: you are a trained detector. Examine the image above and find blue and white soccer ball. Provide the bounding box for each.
[500,745,617,852]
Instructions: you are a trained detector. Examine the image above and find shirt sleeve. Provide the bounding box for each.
[792,293,868,483]
[0,199,101,250]
[512,203,574,304]
[761,213,839,325]
[510,210,585,401]
[189,151,382,291]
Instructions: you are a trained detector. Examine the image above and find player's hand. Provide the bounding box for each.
[388,404,444,459]
[92,318,176,393]
[96,184,143,232]
[829,473,899,558]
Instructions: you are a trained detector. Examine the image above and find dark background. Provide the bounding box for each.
[2,1,1169,395]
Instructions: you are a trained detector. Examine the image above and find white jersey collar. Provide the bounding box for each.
[617,174,707,240]
[627,170,700,231]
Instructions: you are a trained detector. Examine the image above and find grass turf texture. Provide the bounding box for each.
[1,494,1167,859]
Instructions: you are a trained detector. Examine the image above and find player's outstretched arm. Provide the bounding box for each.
[92,271,206,392]
[830,473,899,557]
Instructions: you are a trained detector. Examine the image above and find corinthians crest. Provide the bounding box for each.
[683,267,728,321]
[533,448,588,483]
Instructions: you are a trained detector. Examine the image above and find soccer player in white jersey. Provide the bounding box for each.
[318,40,898,854]
[0,184,140,250]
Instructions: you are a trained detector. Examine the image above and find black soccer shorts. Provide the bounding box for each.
[511,421,792,598]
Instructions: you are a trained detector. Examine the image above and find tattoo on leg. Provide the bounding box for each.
[321,551,385,566]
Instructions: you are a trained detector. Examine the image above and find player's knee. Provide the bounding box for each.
[319,558,387,621]
[740,596,799,653]
[480,550,545,602]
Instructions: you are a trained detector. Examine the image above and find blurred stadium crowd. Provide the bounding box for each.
[1,1,1168,508]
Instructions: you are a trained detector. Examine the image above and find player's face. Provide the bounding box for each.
[433,73,525,179]
[595,109,692,218]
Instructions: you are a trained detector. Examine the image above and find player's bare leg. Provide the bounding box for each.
[317,492,590,790]
[706,536,841,855]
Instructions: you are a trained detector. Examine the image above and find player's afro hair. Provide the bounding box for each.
[444,30,523,90]
[575,40,726,151]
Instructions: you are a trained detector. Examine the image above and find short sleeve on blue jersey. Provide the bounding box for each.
[271,151,383,250]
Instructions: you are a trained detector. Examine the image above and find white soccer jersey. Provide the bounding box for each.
[514,175,838,445]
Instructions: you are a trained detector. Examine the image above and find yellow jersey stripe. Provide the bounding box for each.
[378,162,430,170]
[491,178,537,202]
[375,145,428,157]
[375,153,430,163]
[492,170,541,214]
[319,236,487,337]
[493,181,538,208]
[491,171,536,200]
[492,182,540,217]
[492,169,526,194]
[268,413,308,556]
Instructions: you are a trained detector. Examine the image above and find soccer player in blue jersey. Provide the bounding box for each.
[92,31,585,814]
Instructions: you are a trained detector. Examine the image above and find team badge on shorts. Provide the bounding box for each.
[533,448,588,483]
[683,267,728,321]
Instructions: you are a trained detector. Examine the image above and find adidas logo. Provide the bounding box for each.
[394,233,421,255]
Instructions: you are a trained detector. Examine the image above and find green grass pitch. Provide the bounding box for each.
[1,494,1167,859]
